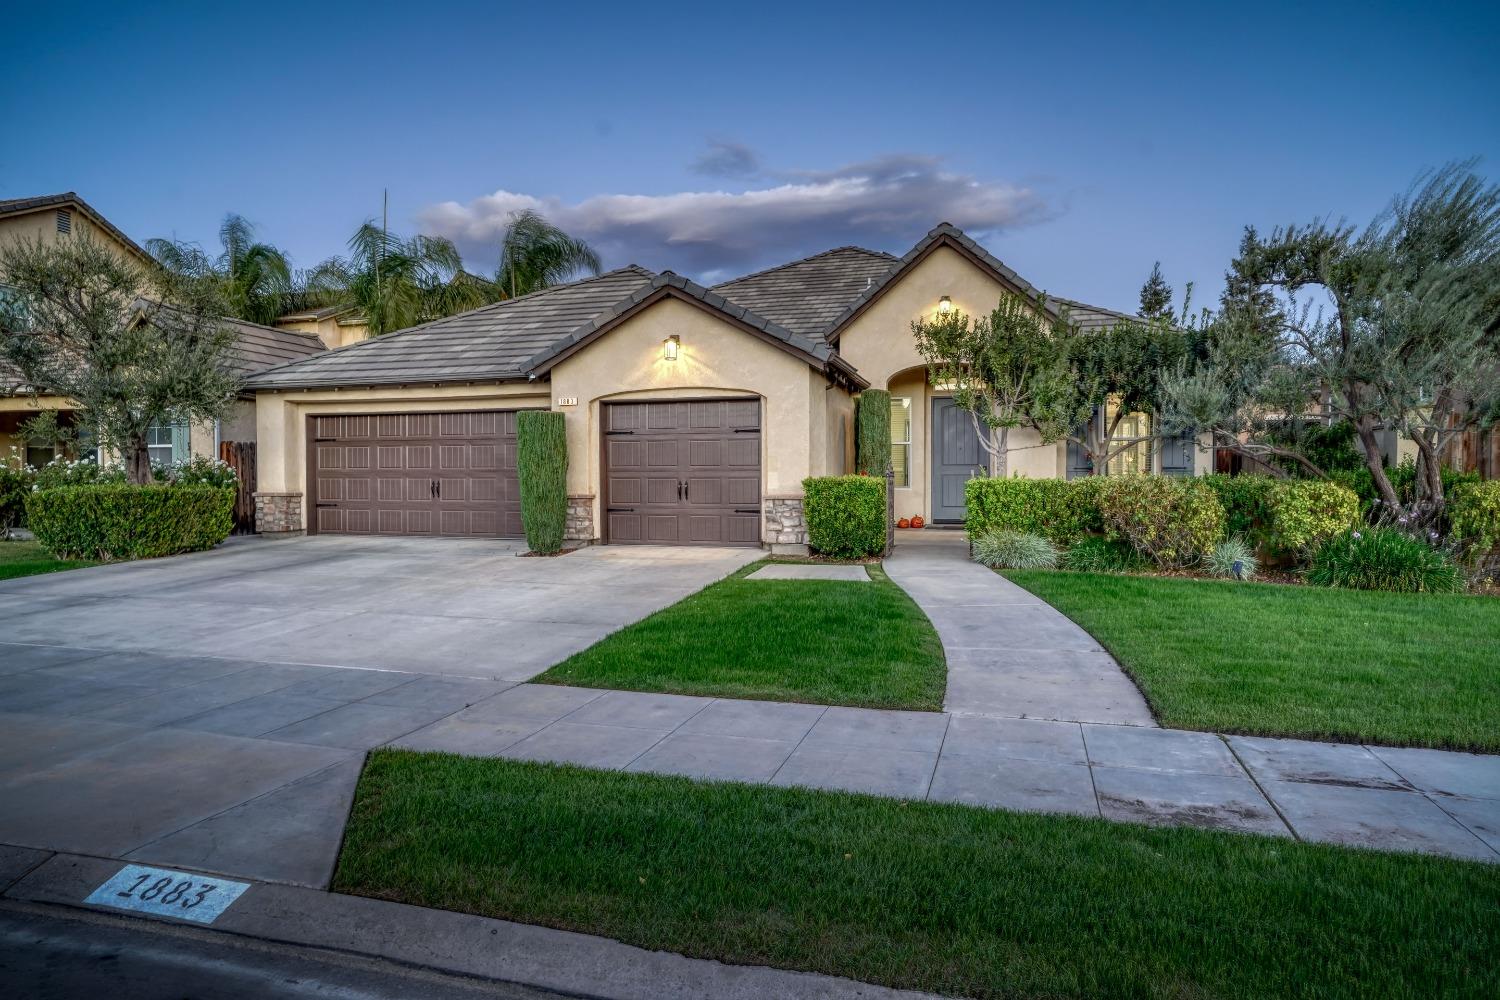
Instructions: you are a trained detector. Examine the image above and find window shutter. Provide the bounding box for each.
[1162,431,1195,476]
[171,423,191,464]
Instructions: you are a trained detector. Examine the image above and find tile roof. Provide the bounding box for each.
[710,247,897,342]
[0,192,152,264]
[818,223,1060,341]
[246,266,656,389]
[1051,296,1142,331]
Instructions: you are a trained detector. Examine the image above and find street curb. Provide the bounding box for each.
[4,851,940,1000]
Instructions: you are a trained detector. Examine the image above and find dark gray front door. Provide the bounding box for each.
[931,398,985,523]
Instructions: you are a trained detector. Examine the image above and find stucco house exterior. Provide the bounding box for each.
[244,223,1211,550]
[273,304,370,349]
[0,193,325,468]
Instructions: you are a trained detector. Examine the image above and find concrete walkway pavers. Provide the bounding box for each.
[745,564,870,581]
[883,531,1157,725]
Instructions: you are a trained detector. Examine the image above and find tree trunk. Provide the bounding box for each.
[1411,434,1446,511]
[126,435,153,485]
[1354,420,1400,508]
[993,425,1009,478]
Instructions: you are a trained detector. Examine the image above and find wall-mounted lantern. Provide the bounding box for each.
[663,334,681,361]
[938,295,953,314]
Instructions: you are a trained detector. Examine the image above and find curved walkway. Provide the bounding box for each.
[884,530,1155,725]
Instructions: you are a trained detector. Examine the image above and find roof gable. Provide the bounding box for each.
[710,246,896,342]
[0,192,152,265]
[819,223,1059,341]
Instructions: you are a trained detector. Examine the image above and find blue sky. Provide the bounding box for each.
[3,1,1496,313]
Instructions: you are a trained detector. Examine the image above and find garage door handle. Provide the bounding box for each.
[607,506,635,513]
[316,502,338,508]
[733,428,759,433]
[431,479,438,499]
[681,480,689,501]
[734,508,759,514]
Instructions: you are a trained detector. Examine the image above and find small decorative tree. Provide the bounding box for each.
[1138,262,1174,320]
[0,236,239,485]
[516,410,568,552]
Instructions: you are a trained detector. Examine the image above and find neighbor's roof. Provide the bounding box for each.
[0,192,152,264]
[1051,296,1142,331]
[245,266,657,389]
[711,246,897,342]
[276,303,357,323]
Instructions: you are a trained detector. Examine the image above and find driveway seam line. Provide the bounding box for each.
[767,704,831,785]
[1220,735,1299,841]
[923,714,952,801]
[1078,724,1104,817]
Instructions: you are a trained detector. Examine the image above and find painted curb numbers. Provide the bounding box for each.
[84,864,250,924]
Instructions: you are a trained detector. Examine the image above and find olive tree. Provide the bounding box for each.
[0,236,240,484]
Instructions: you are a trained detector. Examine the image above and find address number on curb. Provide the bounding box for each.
[84,864,250,925]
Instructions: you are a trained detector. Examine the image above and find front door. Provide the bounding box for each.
[931,398,985,523]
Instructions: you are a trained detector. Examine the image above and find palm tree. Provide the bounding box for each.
[147,214,293,325]
[305,223,486,336]
[495,210,601,299]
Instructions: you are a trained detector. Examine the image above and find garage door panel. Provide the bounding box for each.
[603,399,761,547]
[310,410,522,539]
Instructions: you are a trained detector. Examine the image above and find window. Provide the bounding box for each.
[1103,397,1152,476]
[26,444,55,468]
[55,209,72,234]
[146,422,188,468]
[890,397,911,487]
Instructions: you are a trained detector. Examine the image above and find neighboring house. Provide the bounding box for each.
[274,304,370,350]
[0,193,326,467]
[245,223,1211,550]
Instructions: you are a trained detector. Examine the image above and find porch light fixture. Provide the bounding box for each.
[938,295,953,314]
[663,334,681,361]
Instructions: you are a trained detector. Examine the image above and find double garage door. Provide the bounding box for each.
[603,399,761,546]
[307,400,763,546]
[308,411,522,537]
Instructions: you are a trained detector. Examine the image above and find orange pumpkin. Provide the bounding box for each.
[897,517,911,529]
[910,515,925,528]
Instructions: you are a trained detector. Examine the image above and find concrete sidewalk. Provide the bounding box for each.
[884,530,1156,725]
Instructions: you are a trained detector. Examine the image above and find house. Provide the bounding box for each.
[0,194,326,467]
[244,223,1213,550]
[273,304,370,350]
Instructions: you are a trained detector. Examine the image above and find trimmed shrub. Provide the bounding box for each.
[1268,480,1361,556]
[855,390,891,476]
[1201,474,1276,546]
[803,475,886,558]
[1450,480,1500,580]
[516,410,568,554]
[964,477,1104,545]
[1061,536,1147,573]
[1307,528,1465,593]
[972,530,1058,569]
[1,457,34,534]
[1096,475,1226,568]
[1205,536,1259,580]
[26,484,234,560]
[156,455,238,488]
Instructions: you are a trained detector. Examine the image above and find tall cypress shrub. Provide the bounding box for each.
[516,410,568,553]
[856,390,891,476]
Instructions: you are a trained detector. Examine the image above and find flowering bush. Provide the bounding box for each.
[32,456,126,490]
[1267,480,1361,557]
[155,455,238,489]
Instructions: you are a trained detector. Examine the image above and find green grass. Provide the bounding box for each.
[535,560,946,710]
[0,540,96,581]
[1005,570,1500,752]
[335,751,1500,1000]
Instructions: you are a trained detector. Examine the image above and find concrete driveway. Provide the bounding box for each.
[0,537,758,887]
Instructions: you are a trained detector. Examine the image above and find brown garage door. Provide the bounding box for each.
[308,411,522,537]
[603,399,760,546]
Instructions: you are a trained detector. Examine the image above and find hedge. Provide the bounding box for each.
[1096,475,1226,568]
[1201,473,1276,547]
[803,475,885,558]
[516,410,568,553]
[855,390,891,476]
[963,477,1104,545]
[1267,480,1361,556]
[26,484,235,560]
[1450,480,1500,576]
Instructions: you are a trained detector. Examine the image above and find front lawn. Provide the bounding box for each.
[535,560,946,710]
[0,540,97,581]
[335,751,1500,1000]
[1005,570,1500,752]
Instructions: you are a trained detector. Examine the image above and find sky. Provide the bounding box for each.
[3,1,1497,314]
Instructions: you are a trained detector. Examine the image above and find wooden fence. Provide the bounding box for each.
[219,441,257,534]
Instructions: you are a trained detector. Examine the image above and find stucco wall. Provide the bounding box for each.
[0,210,143,266]
[550,296,827,540]
[275,316,371,350]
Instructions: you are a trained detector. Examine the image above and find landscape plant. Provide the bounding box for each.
[516,411,567,553]
[803,475,886,558]
[1268,480,1361,557]
[1061,536,1147,573]
[0,236,240,484]
[1205,536,1259,580]
[147,213,294,325]
[1448,480,1500,577]
[304,222,484,335]
[972,530,1058,569]
[0,451,34,537]
[964,476,1103,545]
[1095,475,1225,568]
[1306,528,1465,593]
[26,483,235,560]
[854,390,891,476]
[1201,473,1276,547]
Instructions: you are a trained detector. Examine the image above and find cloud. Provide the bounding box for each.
[419,151,1053,282]
[690,139,761,178]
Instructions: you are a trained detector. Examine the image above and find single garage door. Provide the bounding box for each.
[603,399,760,546]
[308,411,522,537]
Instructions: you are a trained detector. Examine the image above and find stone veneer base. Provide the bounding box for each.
[763,496,807,549]
[254,491,304,535]
[565,494,596,543]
